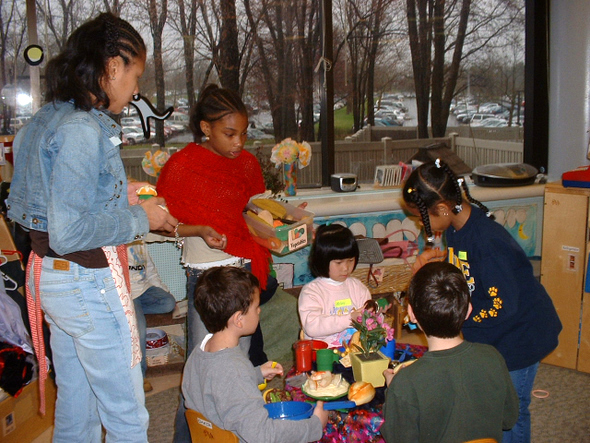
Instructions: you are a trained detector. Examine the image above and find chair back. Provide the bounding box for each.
[185,409,239,443]
[463,439,498,443]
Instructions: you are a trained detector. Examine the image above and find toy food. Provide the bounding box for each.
[347,381,376,405]
[263,388,293,403]
[302,371,349,398]
[136,185,158,200]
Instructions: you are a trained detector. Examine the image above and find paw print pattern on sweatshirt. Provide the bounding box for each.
[472,286,504,323]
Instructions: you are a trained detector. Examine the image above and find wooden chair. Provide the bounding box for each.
[463,439,498,443]
[185,409,239,443]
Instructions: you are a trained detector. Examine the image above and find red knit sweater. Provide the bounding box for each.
[156,143,270,288]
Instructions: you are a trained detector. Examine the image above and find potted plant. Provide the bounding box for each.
[349,308,395,387]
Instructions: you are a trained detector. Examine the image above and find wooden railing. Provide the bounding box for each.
[121,130,524,186]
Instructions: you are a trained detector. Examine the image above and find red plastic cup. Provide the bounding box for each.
[293,340,313,373]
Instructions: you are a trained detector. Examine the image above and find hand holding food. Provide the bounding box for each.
[127,181,153,205]
[261,361,283,380]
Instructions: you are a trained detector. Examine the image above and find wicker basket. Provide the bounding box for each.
[351,259,413,296]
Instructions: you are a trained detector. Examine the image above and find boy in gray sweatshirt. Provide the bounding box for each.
[182,266,327,442]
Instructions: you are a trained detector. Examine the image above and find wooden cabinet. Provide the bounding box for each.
[540,182,590,372]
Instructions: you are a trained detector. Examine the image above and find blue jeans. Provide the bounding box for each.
[134,286,177,376]
[36,256,148,442]
[503,362,540,443]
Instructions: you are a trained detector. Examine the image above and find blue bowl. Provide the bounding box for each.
[264,401,314,420]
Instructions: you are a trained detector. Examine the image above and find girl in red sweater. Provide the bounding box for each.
[157,85,275,442]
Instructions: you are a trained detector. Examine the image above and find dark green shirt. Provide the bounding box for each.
[381,341,518,443]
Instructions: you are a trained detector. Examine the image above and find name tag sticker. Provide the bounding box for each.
[109,136,122,146]
[335,298,352,308]
[458,251,467,261]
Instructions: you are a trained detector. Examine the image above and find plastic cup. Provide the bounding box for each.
[293,340,313,373]
[380,339,396,359]
[316,348,339,372]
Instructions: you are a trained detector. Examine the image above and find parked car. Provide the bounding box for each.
[456,111,476,123]
[469,113,495,126]
[121,116,141,127]
[121,126,145,145]
[9,117,30,132]
[479,118,508,128]
[168,113,189,130]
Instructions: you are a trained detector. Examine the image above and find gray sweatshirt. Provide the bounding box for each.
[182,336,323,442]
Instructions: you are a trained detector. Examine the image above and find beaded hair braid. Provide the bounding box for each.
[403,159,493,245]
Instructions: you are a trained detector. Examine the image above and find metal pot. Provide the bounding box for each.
[471,163,538,187]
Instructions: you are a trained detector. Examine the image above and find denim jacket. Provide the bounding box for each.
[6,101,149,255]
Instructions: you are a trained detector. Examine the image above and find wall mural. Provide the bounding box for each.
[272,198,542,288]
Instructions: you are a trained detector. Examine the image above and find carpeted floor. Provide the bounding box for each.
[145,287,590,442]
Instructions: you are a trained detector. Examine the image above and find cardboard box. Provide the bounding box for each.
[0,379,57,442]
[244,201,314,256]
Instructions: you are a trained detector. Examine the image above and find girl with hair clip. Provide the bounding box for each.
[402,159,561,443]
[298,224,372,348]
[7,12,178,441]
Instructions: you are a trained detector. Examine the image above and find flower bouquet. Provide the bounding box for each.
[270,138,311,196]
[350,308,395,359]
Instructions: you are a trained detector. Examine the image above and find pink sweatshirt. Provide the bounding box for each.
[298,277,371,347]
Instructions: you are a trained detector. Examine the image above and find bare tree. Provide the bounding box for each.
[147,0,168,146]
[407,0,524,138]
[338,0,390,132]
[218,0,239,90]
[293,0,320,142]
[244,0,299,141]
[172,0,198,108]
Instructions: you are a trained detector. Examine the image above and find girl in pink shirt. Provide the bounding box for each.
[298,224,372,347]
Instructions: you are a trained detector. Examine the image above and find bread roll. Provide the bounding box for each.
[348,381,376,405]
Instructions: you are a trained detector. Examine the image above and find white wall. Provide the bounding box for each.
[548,0,590,180]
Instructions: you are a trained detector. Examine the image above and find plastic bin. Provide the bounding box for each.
[244,201,314,256]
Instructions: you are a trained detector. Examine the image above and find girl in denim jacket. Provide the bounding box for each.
[7,13,177,442]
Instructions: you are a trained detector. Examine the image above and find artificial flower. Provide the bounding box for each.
[270,138,312,169]
[350,308,394,359]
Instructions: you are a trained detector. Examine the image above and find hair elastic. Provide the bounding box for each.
[532,389,549,399]
[455,204,463,213]
[426,235,435,244]
[435,158,442,168]
[457,177,464,186]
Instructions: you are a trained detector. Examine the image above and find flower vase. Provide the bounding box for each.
[282,162,298,196]
[350,351,391,388]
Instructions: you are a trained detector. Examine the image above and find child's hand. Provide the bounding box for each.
[412,248,447,274]
[383,368,395,387]
[313,401,329,428]
[200,226,227,250]
[350,308,364,321]
[261,361,283,380]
